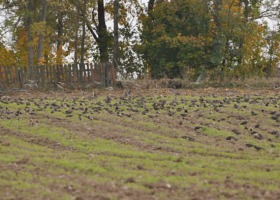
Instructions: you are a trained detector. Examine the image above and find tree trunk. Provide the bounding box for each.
[37,0,47,65]
[27,0,34,68]
[56,2,63,65]
[148,0,155,15]
[237,0,249,66]
[97,0,108,62]
[81,0,86,65]
[212,0,223,67]
[73,8,80,89]
[113,0,119,70]
[74,9,79,65]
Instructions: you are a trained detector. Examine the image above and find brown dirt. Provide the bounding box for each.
[1,87,280,200]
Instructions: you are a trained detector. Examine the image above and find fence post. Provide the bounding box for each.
[41,65,45,89]
[85,63,89,84]
[78,63,82,86]
[13,66,17,85]
[8,67,12,85]
[18,67,23,89]
[23,66,27,85]
[110,62,116,87]
[67,64,72,90]
[105,62,109,87]
[63,64,67,83]
[94,63,98,85]
[55,65,58,83]
[100,63,104,87]
[35,66,38,81]
[54,65,57,84]
[58,65,61,83]
[56,65,59,83]
[73,64,78,89]
[0,66,3,88]
[81,63,85,87]
[90,63,94,85]
[0,66,3,80]
[1,62,117,90]
[29,65,33,80]
[0,66,7,88]
[4,66,9,86]
[45,65,49,84]
[49,65,52,84]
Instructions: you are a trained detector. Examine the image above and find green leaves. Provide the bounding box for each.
[0,0,279,79]
[139,0,280,80]
[139,0,211,78]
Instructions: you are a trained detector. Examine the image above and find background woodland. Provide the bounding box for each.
[0,0,280,81]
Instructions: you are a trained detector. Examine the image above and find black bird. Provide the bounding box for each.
[65,110,73,114]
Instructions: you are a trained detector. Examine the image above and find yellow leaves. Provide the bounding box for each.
[14,27,29,66]
[177,35,207,47]
[213,0,243,30]
[0,44,15,66]
[56,44,64,66]
[223,0,240,12]
[159,34,208,49]
[243,24,266,54]
[152,24,165,34]
[7,25,57,67]
[273,40,279,50]
[37,57,45,66]
[32,22,47,36]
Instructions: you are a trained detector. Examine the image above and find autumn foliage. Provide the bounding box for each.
[0,0,280,80]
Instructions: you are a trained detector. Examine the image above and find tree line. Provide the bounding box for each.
[0,0,280,80]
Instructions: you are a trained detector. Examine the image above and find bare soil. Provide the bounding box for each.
[0,87,279,200]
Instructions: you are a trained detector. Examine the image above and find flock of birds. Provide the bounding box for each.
[0,92,279,151]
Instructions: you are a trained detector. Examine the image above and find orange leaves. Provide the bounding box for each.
[56,44,64,66]
[13,27,29,66]
[0,44,15,67]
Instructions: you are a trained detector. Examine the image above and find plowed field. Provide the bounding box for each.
[0,88,279,199]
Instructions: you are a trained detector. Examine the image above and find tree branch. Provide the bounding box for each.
[68,0,99,42]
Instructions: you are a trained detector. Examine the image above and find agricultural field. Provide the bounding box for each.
[0,88,279,200]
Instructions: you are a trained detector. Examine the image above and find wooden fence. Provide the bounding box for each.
[0,62,116,90]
